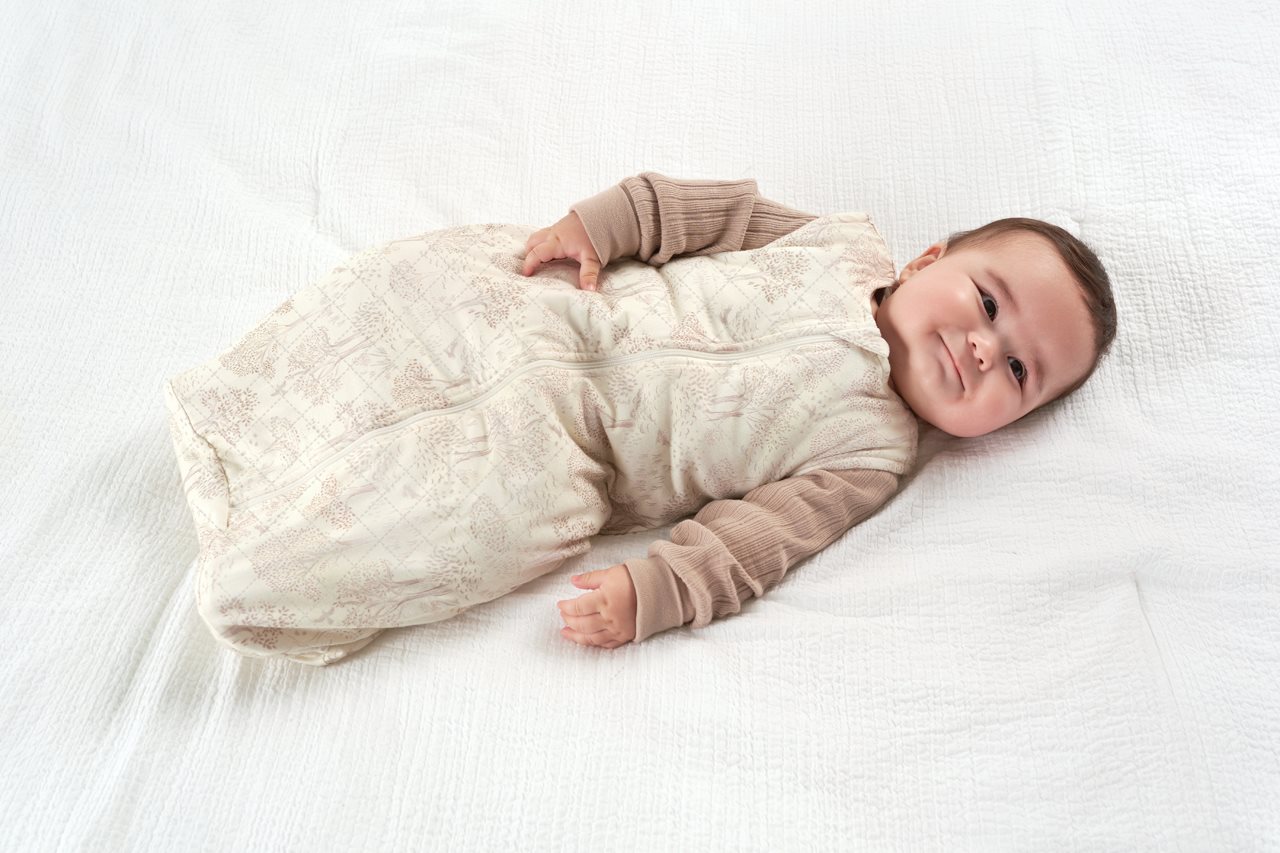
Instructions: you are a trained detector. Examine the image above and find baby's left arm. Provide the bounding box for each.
[607,467,901,646]
[558,565,637,649]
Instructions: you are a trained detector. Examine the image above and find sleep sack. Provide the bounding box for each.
[163,213,918,664]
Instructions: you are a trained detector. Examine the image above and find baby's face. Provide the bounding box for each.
[872,232,1095,438]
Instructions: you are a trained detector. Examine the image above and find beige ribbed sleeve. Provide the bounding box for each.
[567,172,902,644]
[622,468,900,642]
[568,171,820,268]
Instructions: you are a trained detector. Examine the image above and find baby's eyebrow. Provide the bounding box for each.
[987,267,1020,315]
[986,267,1044,398]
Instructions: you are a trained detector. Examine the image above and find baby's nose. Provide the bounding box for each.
[970,335,996,370]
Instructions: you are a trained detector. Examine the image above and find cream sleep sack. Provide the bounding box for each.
[163,212,918,664]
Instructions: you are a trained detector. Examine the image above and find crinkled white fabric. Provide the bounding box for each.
[8,1,1279,847]
[163,214,916,663]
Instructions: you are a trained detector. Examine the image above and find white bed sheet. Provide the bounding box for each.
[2,0,1277,848]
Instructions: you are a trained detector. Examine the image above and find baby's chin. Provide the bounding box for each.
[932,420,994,439]
[927,409,1014,439]
[897,387,999,439]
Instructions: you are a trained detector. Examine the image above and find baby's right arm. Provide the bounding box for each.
[522,172,820,291]
[521,210,604,291]
[572,171,819,267]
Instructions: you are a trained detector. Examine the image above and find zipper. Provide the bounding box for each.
[235,332,842,512]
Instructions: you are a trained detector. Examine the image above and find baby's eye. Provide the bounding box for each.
[1009,357,1027,386]
[979,287,1025,387]
[981,292,998,320]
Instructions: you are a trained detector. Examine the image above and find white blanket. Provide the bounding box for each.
[2,0,1277,848]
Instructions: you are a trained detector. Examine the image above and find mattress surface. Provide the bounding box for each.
[1,0,1277,848]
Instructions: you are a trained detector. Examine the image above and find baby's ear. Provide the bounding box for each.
[900,241,947,279]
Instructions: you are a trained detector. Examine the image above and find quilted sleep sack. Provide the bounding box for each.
[163,213,918,664]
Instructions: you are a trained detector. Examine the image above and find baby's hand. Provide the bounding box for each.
[557,564,637,649]
[521,210,603,291]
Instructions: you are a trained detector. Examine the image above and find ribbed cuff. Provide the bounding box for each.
[623,556,692,643]
[569,184,642,268]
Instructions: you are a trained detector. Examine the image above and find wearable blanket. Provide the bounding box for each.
[163,213,917,664]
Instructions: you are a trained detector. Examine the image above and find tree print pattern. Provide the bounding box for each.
[164,213,917,664]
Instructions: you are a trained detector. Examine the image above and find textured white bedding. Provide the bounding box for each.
[1,0,1277,849]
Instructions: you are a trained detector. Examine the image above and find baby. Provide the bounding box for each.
[530,172,1117,650]
[167,170,1118,664]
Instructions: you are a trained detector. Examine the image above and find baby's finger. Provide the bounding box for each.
[557,595,599,619]
[560,609,606,634]
[521,243,546,276]
[521,246,546,276]
[578,257,601,291]
[561,625,622,649]
[522,239,563,276]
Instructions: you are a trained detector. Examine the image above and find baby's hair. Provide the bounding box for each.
[897,218,1117,405]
